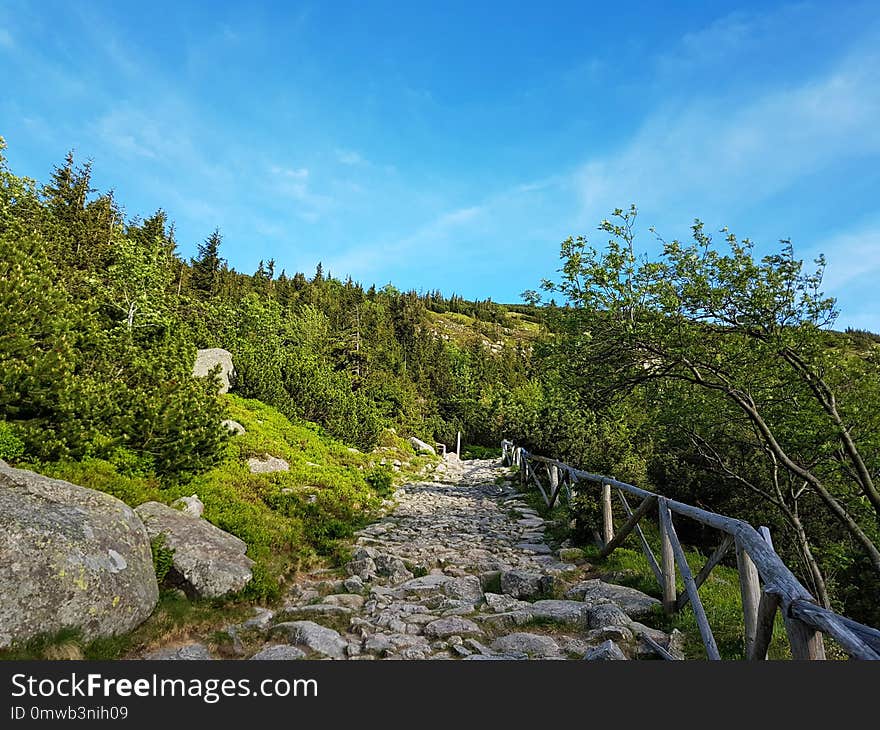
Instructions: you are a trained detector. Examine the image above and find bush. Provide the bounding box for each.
[0,421,25,461]
[366,466,394,497]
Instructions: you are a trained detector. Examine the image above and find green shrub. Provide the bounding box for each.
[0,421,25,461]
[366,466,394,497]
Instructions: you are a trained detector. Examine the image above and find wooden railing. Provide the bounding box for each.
[500,439,880,660]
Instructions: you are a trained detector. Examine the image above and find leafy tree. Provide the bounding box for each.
[542,205,880,589]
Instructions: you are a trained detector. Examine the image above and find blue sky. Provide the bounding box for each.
[1,1,879,329]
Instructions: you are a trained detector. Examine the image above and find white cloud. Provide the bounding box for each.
[335,148,365,166]
[573,45,880,229]
[269,165,333,222]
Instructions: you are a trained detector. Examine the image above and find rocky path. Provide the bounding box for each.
[147,457,683,661]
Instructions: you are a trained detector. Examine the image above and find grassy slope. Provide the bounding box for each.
[1,394,435,659]
[425,309,542,350]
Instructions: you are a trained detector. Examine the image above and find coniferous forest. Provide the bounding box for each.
[2,138,879,653]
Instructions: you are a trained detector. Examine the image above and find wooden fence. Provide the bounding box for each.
[501,439,880,660]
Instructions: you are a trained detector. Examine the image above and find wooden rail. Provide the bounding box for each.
[500,439,880,660]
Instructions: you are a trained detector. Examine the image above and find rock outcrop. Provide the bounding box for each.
[134,501,253,598]
[192,348,235,394]
[0,461,158,648]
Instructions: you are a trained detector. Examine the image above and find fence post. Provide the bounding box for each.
[658,497,677,613]
[601,481,614,546]
[549,464,560,507]
[750,526,779,660]
[735,537,761,660]
[456,431,461,458]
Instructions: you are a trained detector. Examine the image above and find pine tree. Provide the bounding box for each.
[190,228,225,297]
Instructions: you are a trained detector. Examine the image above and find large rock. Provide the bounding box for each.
[409,437,436,455]
[192,348,235,394]
[134,501,253,598]
[395,573,452,597]
[0,461,159,648]
[566,579,661,618]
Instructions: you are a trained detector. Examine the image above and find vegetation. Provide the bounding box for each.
[522,205,880,627]
[1,134,877,652]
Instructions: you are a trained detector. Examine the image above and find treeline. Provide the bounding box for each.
[4,141,878,626]
[0,141,534,482]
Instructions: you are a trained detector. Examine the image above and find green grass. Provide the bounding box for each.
[0,591,256,660]
[2,395,442,659]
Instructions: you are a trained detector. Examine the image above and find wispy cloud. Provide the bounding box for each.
[0,27,13,49]
[269,165,334,223]
[574,43,880,229]
[813,222,880,294]
[335,148,366,166]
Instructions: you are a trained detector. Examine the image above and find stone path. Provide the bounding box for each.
[146,457,684,661]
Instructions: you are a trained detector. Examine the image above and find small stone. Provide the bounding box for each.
[170,494,204,519]
[249,645,306,660]
[583,640,628,661]
[222,420,246,436]
[247,455,290,474]
[144,643,213,660]
[500,569,543,599]
[424,617,483,639]
[364,634,394,655]
[345,557,377,581]
[443,575,484,603]
[270,621,347,660]
[322,593,365,610]
[491,632,561,658]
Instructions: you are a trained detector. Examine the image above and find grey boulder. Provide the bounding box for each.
[424,616,483,639]
[491,632,561,658]
[135,501,253,598]
[171,494,204,519]
[270,621,348,659]
[583,640,628,661]
[0,461,158,648]
[193,348,235,394]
